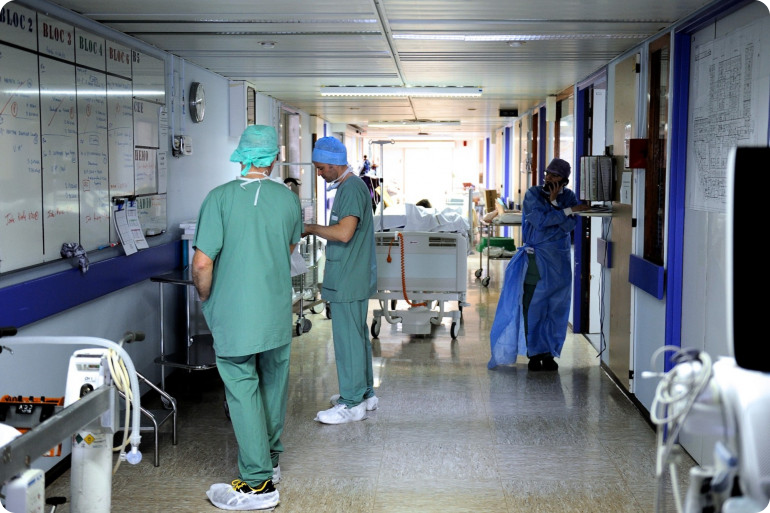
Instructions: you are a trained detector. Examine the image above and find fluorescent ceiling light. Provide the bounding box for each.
[368,120,461,127]
[321,86,482,97]
[393,33,647,41]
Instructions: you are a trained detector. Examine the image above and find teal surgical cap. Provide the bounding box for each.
[230,125,279,171]
[312,137,348,166]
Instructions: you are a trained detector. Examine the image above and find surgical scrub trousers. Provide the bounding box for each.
[216,342,291,485]
[329,300,375,407]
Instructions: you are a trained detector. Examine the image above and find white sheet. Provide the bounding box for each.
[377,203,470,233]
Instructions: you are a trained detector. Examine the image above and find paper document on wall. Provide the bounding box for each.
[126,203,150,249]
[113,206,138,255]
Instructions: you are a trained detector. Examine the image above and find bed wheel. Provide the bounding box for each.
[371,319,380,339]
[475,269,482,278]
[325,303,332,319]
[481,277,490,287]
[310,302,325,314]
[450,322,458,339]
[295,322,303,337]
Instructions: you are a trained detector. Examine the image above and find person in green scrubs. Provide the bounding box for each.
[192,125,302,511]
[303,137,378,425]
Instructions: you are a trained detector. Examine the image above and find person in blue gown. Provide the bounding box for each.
[488,158,589,371]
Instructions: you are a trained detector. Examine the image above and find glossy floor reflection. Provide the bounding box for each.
[45,256,694,512]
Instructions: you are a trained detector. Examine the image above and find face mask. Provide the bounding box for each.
[326,166,353,191]
[238,174,285,206]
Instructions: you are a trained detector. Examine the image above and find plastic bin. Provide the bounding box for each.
[476,237,516,253]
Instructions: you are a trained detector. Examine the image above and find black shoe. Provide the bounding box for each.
[528,356,543,371]
[541,356,559,371]
[231,478,276,495]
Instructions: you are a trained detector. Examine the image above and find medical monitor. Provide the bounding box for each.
[725,146,770,373]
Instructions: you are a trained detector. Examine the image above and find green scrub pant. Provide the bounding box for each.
[523,252,540,357]
[216,342,291,486]
[330,300,375,407]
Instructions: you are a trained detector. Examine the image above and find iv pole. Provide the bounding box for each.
[368,139,394,232]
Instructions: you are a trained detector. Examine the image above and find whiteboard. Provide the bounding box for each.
[132,51,165,104]
[39,56,79,261]
[0,44,43,273]
[76,66,110,250]
[0,2,168,274]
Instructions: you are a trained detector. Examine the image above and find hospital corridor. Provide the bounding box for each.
[39,256,694,513]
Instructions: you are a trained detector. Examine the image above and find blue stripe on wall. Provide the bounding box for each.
[572,87,588,333]
[0,241,182,329]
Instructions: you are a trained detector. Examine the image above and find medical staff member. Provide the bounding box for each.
[303,137,378,425]
[192,125,302,510]
[487,158,589,371]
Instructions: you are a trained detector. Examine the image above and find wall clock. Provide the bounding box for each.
[189,82,205,123]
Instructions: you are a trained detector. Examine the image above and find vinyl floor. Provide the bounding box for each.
[44,255,695,513]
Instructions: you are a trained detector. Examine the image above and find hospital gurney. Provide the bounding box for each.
[371,231,468,340]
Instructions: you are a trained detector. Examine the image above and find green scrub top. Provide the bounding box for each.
[321,175,377,302]
[194,178,302,357]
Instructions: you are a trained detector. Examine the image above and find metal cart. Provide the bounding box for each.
[475,220,521,287]
[292,233,324,336]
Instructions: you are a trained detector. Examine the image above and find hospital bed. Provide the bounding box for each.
[371,231,468,340]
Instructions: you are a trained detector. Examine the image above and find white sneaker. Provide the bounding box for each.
[314,403,366,424]
[329,394,378,411]
[272,465,280,485]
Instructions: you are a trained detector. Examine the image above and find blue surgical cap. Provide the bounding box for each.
[312,137,348,166]
[230,125,279,170]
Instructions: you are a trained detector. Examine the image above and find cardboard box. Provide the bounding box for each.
[484,189,498,212]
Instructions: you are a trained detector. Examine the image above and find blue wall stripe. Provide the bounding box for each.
[538,106,546,182]
[664,31,693,367]
[503,126,511,238]
[0,241,182,329]
[572,87,588,333]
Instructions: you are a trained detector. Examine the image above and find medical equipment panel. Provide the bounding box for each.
[371,231,467,340]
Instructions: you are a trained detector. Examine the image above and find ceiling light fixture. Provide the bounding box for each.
[393,33,647,41]
[258,41,277,48]
[367,120,461,127]
[320,86,482,97]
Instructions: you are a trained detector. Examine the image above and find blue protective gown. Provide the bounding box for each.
[488,184,578,369]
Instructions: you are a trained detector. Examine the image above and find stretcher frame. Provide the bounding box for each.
[371,231,467,340]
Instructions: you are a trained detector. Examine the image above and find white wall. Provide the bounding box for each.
[677,2,770,466]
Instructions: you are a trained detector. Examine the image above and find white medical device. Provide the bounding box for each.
[0,335,144,513]
[649,147,770,513]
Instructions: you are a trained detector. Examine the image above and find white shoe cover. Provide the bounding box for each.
[206,483,279,510]
[272,465,280,485]
[330,394,378,411]
[314,402,366,424]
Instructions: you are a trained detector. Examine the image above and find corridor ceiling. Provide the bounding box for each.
[40,0,717,139]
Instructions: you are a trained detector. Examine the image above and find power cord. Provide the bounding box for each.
[386,232,427,307]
